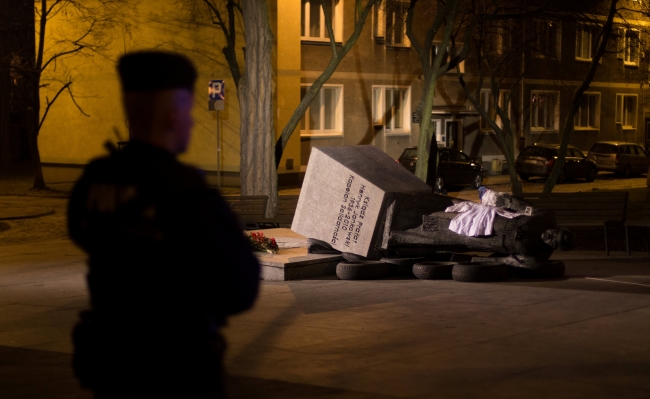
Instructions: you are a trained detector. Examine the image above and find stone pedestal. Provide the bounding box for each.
[292,146,432,258]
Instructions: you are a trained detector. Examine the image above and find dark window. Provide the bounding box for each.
[402,148,417,159]
[440,151,451,162]
[573,148,585,158]
[457,152,470,162]
[589,143,617,154]
[521,146,554,157]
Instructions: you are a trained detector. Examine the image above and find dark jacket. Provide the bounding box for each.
[68,141,260,394]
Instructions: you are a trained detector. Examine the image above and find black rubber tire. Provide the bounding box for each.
[556,170,566,184]
[516,259,560,271]
[307,238,341,254]
[336,261,390,280]
[452,262,509,282]
[470,173,483,189]
[381,257,426,276]
[342,252,368,262]
[511,260,565,279]
[309,246,342,254]
[413,261,456,280]
[308,238,331,247]
[585,167,597,182]
[518,173,530,181]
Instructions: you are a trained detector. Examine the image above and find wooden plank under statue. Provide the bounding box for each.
[291,146,432,258]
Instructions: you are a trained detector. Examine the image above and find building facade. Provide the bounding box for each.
[11,0,650,185]
[295,0,650,175]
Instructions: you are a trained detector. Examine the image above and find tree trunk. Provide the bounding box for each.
[0,57,9,166]
[542,0,618,193]
[30,1,44,189]
[0,0,14,165]
[239,0,276,217]
[27,73,45,189]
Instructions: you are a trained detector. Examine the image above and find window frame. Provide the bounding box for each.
[372,85,412,135]
[479,89,511,133]
[574,92,600,130]
[301,0,344,43]
[624,28,640,66]
[530,90,560,132]
[615,93,638,130]
[533,19,562,59]
[299,84,345,138]
[575,23,595,61]
[431,43,465,73]
[373,0,411,48]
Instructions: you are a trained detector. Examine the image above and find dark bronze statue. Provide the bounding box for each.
[374,189,572,265]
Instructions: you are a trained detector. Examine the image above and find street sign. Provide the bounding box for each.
[208,80,225,101]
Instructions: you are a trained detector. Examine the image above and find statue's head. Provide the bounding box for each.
[542,228,573,250]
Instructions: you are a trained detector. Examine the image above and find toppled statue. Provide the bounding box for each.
[378,187,572,266]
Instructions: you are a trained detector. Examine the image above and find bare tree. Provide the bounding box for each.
[176,0,243,89]
[177,0,379,215]
[406,0,466,185]
[20,0,127,189]
[238,0,277,216]
[274,0,381,168]
[457,6,539,197]
[458,34,526,194]
[542,0,618,193]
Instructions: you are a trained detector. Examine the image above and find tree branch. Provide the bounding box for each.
[274,0,380,168]
[39,81,72,130]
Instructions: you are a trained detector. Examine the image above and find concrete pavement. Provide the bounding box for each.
[1,174,650,398]
[1,236,650,398]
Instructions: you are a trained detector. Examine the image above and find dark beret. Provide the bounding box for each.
[118,51,197,93]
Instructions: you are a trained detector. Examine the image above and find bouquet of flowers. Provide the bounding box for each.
[246,231,279,254]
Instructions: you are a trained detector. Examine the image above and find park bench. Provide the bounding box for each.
[223,195,268,230]
[255,195,300,228]
[520,191,629,256]
[625,199,650,255]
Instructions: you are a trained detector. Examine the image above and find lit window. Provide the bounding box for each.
[574,92,600,129]
[616,94,637,129]
[480,90,511,132]
[372,86,411,133]
[431,44,465,73]
[575,24,595,60]
[534,19,561,58]
[531,91,559,130]
[373,0,410,47]
[301,0,343,42]
[300,85,343,136]
[625,29,640,65]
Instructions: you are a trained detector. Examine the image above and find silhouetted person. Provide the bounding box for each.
[68,51,260,398]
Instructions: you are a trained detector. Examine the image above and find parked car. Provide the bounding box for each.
[397,147,483,190]
[515,143,597,183]
[587,141,649,177]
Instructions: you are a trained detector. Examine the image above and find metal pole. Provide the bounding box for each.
[217,110,221,188]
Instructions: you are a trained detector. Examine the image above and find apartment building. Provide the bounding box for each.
[296,0,650,174]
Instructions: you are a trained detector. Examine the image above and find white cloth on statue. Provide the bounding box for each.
[480,188,501,208]
[445,202,519,236]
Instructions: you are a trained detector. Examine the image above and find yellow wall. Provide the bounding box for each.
[38,1,245,178]
[274,1,302,174]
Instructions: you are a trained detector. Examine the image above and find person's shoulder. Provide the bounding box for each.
[80,153,117,178]
[171,162,208,188]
